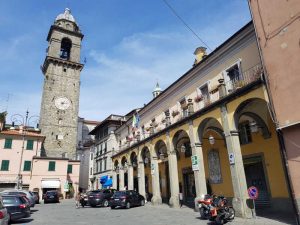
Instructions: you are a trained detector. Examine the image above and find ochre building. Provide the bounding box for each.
[111,22,292,218]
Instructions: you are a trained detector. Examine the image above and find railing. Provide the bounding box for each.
[225,64,263,93]
[114,63,263,155]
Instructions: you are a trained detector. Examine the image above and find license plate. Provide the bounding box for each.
[84,198,88,201]
[114,199,119,201]
[50,196,54,199]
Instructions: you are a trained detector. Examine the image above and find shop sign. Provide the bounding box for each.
[151,163,155,175]
[191,155,199,171]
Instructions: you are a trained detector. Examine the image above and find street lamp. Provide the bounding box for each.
[11,110,39,190]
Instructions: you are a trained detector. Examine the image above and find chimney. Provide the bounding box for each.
[193,47,207,66]
[0,112,7,131]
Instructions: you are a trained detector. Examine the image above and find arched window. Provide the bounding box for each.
[60,38,72,60]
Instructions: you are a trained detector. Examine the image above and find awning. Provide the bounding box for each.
[102,178,112,188]
[41,180,60,188]
[100,176,108,184]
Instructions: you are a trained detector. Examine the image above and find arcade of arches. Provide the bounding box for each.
[112,89,292,218]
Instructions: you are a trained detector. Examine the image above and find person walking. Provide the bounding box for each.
[75,192,81,209]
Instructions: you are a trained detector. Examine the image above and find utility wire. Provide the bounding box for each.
[162,0,212,51]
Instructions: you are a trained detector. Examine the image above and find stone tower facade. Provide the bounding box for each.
[40,8,84,158]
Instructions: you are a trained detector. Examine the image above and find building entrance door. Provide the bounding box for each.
[182,167,196,208]
[244,155,270,207]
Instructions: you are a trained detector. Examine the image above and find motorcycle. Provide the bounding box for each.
[209,196,235,225]
[80,194,86,207]
[197,194,214,219]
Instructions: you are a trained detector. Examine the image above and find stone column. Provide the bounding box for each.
[188,120,207,210]
[138,160,146,199]
[220,104,252,218]
[112,170,117,190]
[119,169,125,191]
[166,132,180,208]
[127,164,134,190]
[150,144,162,205]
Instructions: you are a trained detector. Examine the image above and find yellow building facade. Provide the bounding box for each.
[111,22,292,217]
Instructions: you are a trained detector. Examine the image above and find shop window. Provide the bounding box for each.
[4,138,12,149]
[239,122,252,145]
[48,161,56,171]
[0,160,9,171]
[26,140,34,150]
[23,161,31,171]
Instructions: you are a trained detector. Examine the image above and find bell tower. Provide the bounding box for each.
[40,8,84,158]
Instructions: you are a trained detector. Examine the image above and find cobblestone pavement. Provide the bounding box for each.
[11,199,296,225]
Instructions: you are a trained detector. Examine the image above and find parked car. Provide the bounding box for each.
[1,194,30,223]
[0,196,9,225]
[31,191,40,204]
[88,189,116,207]
[110,190,145,209]
[43,191,59,204]
[1,190,35,208]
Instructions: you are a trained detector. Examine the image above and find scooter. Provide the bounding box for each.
[209,196,235,225]
[197,194,214,219]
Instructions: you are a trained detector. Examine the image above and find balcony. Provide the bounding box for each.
[114,63,263,156]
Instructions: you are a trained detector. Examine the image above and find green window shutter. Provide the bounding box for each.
[1,160,9,171]
[4,138,12,149]
[26,140,34,150]
[48,161,56,171]
[23,161,31,171]
[67,164,72,173]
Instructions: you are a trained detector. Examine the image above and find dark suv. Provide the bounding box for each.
[43,191,59,204]
[110,190,145,209]
[1,194,30,223]
[88,189,116,207]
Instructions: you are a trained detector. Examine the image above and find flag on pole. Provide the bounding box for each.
[132,114,137,131]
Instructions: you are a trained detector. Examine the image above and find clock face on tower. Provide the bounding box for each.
[55,97,71,110]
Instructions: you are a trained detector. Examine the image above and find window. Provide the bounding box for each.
[67,164,73,173]
[60,38,72,60]
[4,138,12,149]
[180,98,188,117]
[48,161,56,171]
[90,153,93,160]
[100,160,102,172]
[227,64,241,81]
[90,168,93,175]
[26,140,34,150]
[1,160,9,171]
[23,161,31,171]
[184,143,192,158]
[104,142,107,153]
[104,158,107,171]
[239,122,252,145]
[100,144,103,155]
[199,84,210,103]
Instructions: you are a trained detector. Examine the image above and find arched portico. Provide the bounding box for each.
[120,156,128,190]
[112,160,120,190]
[154,140,170,204]
[233,98,291,212]
[140,146,152,201]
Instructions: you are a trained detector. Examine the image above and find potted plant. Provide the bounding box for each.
[194,94,203,103]
[172,110,179,117]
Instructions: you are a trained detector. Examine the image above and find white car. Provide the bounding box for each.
[0,196,9,225]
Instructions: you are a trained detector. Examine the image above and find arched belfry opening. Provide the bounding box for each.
[60,38,72,60]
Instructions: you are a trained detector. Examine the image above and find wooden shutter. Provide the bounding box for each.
[4,139,12,149]
[26,140,34,150]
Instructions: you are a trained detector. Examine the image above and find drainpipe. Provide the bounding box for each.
[276,129,300,225]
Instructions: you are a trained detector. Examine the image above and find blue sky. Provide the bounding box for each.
[0,0,251,123]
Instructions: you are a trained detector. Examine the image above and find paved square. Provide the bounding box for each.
[13,200,296,225]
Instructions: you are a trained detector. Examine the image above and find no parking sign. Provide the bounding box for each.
[248,186,259,200]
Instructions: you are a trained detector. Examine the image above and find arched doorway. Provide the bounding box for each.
[234,98,291,211]
[141,147,152,202]
[154,140,170,204]
[197,118,232,197]
[121,156,128,189]
[130,151,139,192]
[172,130,194,207]
[113,160,120,191]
